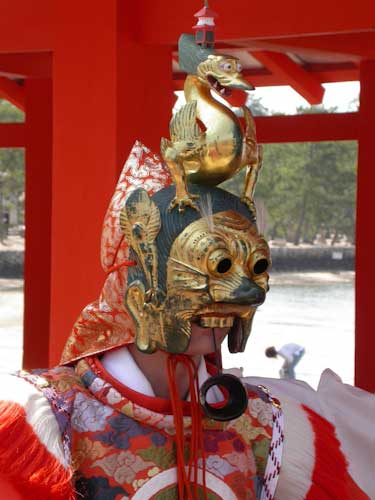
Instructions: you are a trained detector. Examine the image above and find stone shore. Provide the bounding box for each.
[0,245,354,278]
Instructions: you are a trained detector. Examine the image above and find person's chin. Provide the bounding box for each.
[185,328,229,356]
[185,343,214,357]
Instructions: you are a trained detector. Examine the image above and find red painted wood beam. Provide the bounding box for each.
[251,51,325,105]
[0,0,55,52]
[0,77,25,111]
[304,62,358,83]
[0,123,25,147]
[23,78,52,370]
[139,0,375,45]
[254,32,375,60]
[254,113,358,143]
[173,63,359,90]
[355,60,375,392]
[0,53,52,79]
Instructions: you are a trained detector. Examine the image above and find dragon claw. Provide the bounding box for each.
[169,196,199,213]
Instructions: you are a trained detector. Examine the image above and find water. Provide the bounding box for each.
[0,274,355,388]
[222,272,355,388]
[0,279,24,374]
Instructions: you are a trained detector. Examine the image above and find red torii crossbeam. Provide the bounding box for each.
[251,51,325,105]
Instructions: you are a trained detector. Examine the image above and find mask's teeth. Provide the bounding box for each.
[199,316,234,328]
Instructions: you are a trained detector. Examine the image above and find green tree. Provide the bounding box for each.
[0,100,25,241]
[246,95,270,116]
[223,102,357,245]
[0,99,24,123]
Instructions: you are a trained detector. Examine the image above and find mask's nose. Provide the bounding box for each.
[227,75,254,91]
[226,278,266,306]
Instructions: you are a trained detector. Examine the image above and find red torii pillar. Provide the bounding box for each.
[355,60,375,392]
[22,2,173,368]
[24,78,52,367]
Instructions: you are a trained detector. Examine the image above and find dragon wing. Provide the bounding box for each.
[170,100,202,143]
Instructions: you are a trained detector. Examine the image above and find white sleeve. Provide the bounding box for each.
[245,372,374,499]
[244,376,323,415]
[316,369,375,499]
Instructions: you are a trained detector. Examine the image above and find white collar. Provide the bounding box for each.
[101,346,223,403]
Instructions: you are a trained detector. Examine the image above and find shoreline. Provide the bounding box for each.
[0,270,355,291]
[270,270,354,285]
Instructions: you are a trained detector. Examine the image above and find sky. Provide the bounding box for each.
[248,81,360,114]
[174,81,360,115]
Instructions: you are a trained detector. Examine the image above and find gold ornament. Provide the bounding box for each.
[161,53,262,214]
[120,189,161,305]
[124,208,270,354]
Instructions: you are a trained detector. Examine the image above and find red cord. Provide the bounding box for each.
[167,355,207,500]
[106,260,137,274]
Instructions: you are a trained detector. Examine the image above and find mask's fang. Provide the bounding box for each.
[199,315,234,328]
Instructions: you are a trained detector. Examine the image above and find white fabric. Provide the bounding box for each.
[132,467,237,500]
[101,346,224,403]
[101,346,156,397]
[317,369,375,498]
[245,370,375,498]
[244,376,323,415]
[0,375,67,467]
[273,397,314,500]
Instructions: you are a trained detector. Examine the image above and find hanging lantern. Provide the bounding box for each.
[193,1,218,49]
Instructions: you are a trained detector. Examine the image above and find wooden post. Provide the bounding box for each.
[47,0,174,365]
[355,59,375,391]
[23,78,52,369]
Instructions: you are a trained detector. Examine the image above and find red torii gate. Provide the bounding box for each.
[0,0,374,391]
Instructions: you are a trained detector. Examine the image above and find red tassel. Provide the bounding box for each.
[0,400,75,500]
[167,355,207,500]
[304,405,369,500]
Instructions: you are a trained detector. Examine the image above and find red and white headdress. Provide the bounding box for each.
[61,141,171,364]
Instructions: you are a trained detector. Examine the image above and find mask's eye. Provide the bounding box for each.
[236,63,242,72]
[220,62,233,72]
[253,258,269,275]
[208,249,233,275]
[217,258,232,274]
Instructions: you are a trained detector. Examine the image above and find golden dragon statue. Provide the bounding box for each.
[161,34,262,214]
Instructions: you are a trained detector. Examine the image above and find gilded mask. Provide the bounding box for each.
[123,183,270,354]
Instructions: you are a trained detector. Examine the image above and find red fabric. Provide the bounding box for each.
[60,141,172,365]
[346,474,371,500]
[304,405,370,500]
[31,361,262,498]
[0,477,24,500]
[0,400,75,500]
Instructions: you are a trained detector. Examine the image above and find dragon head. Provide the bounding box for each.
[178,34,253,97]
[197,54,254,96]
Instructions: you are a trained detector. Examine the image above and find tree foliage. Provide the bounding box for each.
[224,106,357,246]
[0,100,25,240]
[0,99,24,123]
